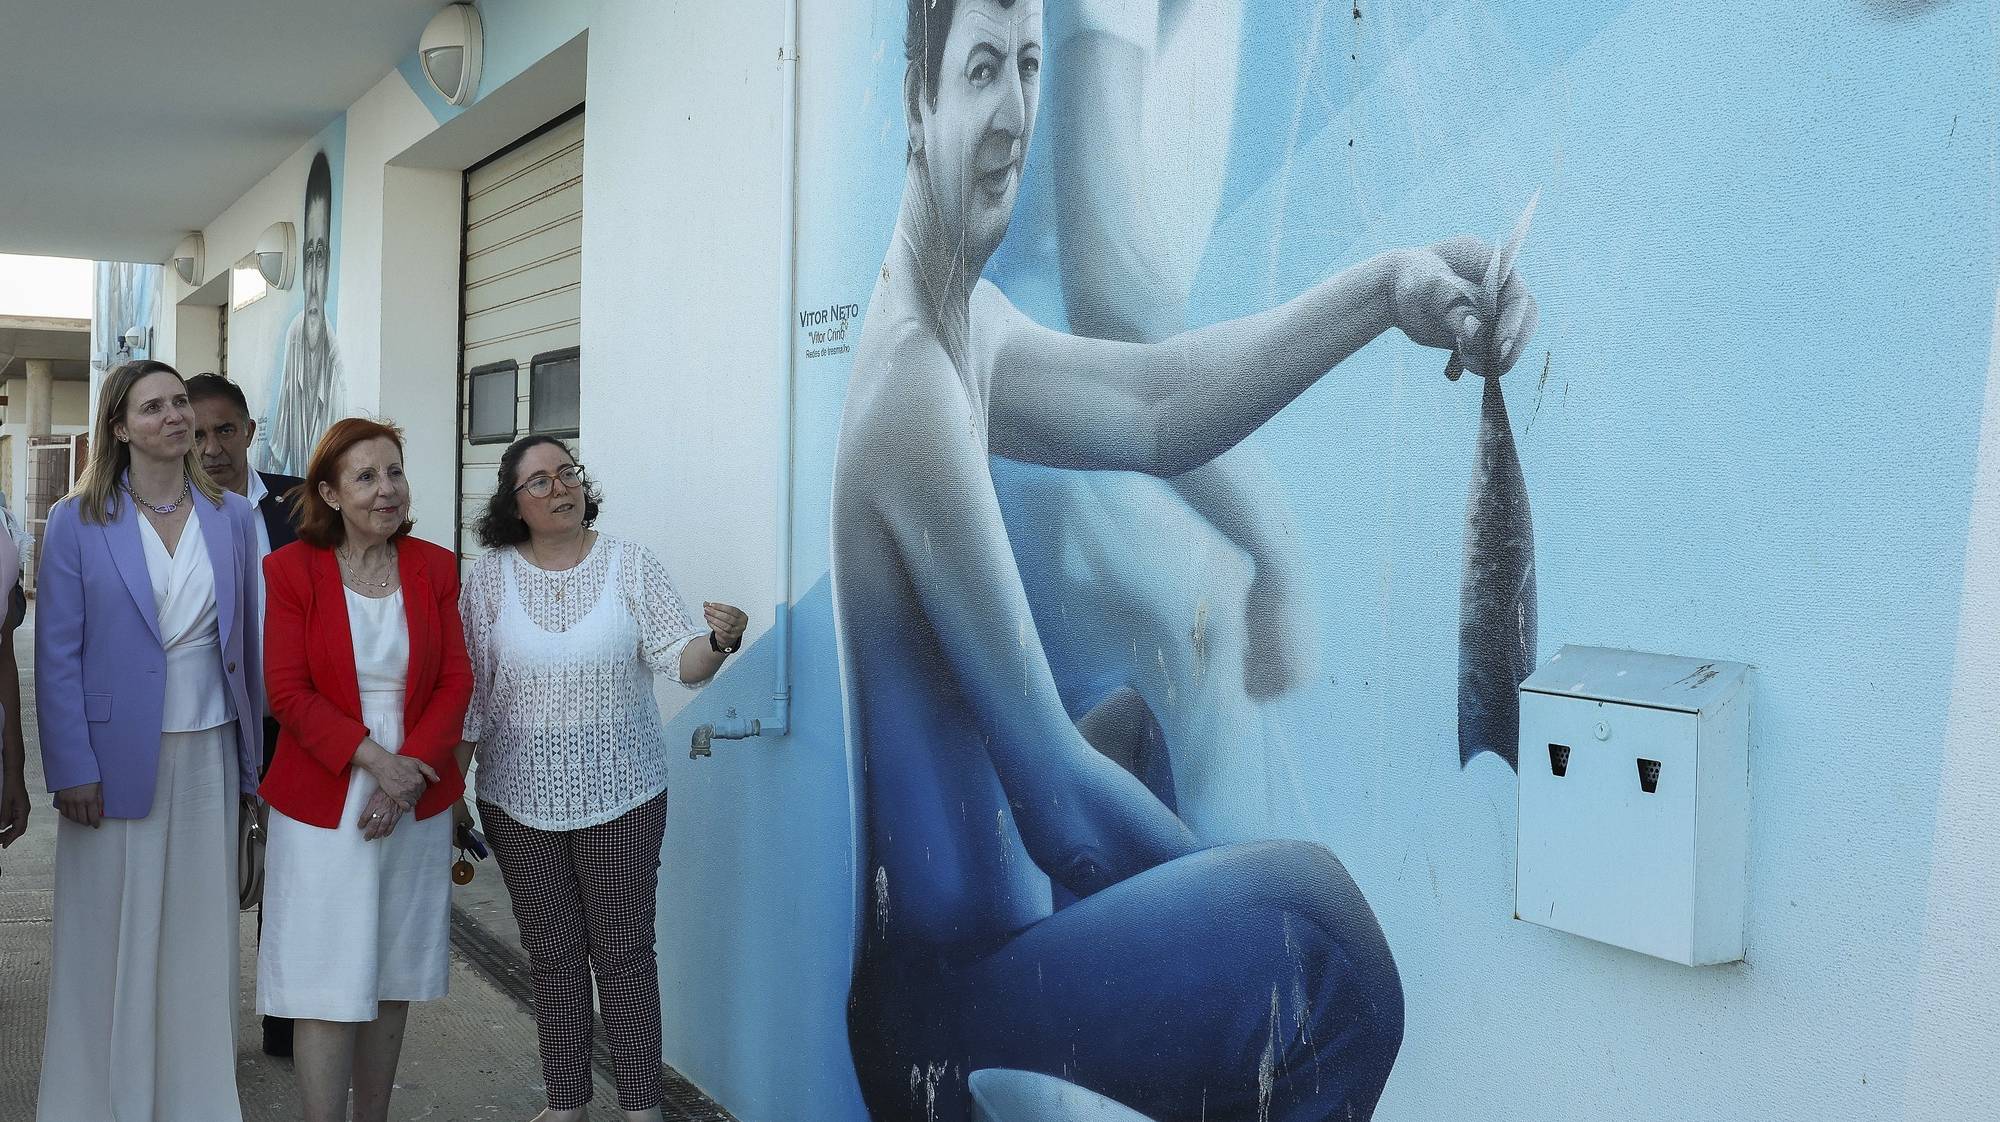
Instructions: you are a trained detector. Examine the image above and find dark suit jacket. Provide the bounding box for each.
[256,471,304,771]
[257,471,305,553]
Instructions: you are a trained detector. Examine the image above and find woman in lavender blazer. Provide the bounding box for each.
[33,360,263,1122]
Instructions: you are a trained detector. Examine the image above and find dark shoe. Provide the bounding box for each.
[262,1015,294,1058]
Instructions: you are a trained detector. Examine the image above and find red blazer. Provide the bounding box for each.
[260,536,471,828]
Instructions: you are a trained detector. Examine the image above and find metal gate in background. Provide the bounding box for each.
[25,432,85,593]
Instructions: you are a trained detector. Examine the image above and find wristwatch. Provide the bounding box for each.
[710,630,737,655]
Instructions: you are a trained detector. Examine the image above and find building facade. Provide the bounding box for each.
[83,1,2000,1119]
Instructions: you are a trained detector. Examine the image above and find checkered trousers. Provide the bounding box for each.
[479,789,669,1111]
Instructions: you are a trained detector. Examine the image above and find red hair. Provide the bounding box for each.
[294,417,416,547]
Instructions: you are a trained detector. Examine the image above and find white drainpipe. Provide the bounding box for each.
[693,0,800,756]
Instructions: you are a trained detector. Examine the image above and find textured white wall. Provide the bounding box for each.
[581,0,783,673]
[340,72,459,536]
[580,3,868,1118]
[173,302,221,376]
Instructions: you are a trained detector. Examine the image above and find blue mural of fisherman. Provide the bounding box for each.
[830,1,1539,1120]
[264,151,345,476]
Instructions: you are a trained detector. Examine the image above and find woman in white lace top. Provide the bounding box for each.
[456,435,746,1122]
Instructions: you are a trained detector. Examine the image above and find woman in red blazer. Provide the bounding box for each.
[255,417,471,1122]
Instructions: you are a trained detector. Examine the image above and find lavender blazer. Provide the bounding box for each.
[35,487,263,819]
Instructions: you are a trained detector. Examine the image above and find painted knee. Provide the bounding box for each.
[1234,840,1405,1082]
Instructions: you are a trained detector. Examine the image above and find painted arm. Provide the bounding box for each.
[871,366,1202,897]
[984,240,1537,476]
[34,503,99,793]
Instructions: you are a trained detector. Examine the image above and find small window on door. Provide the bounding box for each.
[467,361,518,444]
[529,347,580,437]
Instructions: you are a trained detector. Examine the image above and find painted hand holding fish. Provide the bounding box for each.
[1387,238,1540,379]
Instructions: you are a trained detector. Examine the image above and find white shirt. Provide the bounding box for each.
[345,587,409,699]
[245,471,273,642]
[138,511,235,733]
[460,536,704,830]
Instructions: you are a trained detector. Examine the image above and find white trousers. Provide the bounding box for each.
[35,726,242,1122]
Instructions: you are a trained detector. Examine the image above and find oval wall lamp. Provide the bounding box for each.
[256,221,295,290]
[419,3,485,107]
[171,232,204,287]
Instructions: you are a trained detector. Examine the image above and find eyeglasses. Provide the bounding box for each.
[514,463,586,499]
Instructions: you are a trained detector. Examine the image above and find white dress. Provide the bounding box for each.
[37,512,243,1122]
[257,587,452,1021]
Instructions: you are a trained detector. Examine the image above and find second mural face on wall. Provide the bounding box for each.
[260,149,346,476]
[828,1,1542,1118]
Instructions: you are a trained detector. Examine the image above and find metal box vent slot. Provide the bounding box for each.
[1637,757,1662,794]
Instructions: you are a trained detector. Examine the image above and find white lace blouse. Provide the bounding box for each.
[460,534,706,829]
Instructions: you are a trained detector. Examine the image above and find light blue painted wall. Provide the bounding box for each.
[600,2,2000,1120]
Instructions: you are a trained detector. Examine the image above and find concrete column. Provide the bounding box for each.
[25,359,54,438]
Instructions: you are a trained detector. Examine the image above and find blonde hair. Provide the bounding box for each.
[69,360,225,524]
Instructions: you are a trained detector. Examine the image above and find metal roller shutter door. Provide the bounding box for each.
[457,109,584,568]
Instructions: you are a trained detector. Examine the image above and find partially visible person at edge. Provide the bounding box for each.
[33,359,264,1122]
[256,417,472,1122]
[188,370,308,1059]
[0,488,31,861]
[456,434,746,1122]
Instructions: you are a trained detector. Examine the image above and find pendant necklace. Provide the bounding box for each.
[128,475,191,516]
[338,548,393,591]
[528,535,587,602]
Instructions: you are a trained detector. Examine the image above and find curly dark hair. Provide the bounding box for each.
[475,434,601,548]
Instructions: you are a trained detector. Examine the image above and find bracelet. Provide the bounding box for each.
[710,630,737,655]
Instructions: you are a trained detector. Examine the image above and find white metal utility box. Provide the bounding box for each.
[1515,646,1750,965]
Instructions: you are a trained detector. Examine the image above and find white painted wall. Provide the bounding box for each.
[583,0,784,705]
[174,301,222,375]
[581,5,867,1118]
[339,72,459,534]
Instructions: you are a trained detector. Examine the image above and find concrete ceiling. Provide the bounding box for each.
[0,315,91,382]
[0,0,443,265]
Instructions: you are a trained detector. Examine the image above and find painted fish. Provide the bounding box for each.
[1458,374,1537,769]
[1456,194,1540,770]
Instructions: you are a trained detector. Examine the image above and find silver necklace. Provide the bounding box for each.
[526,534,589,601]
[337,547,394,590]
[128,476,191,515]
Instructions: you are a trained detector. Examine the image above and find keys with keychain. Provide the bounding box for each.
[452,818,488,884]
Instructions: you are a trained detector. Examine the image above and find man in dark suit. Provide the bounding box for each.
[187,372,305,1058]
